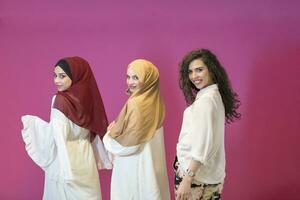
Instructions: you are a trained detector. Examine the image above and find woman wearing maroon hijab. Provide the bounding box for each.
[21,57,111,200]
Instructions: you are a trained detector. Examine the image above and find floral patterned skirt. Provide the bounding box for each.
[173,157,222,200]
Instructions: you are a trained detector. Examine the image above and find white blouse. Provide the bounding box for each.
[103,127,170,200]
[21,96,111,200]
[176,84,226,184]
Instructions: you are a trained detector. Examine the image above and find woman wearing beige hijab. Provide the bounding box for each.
[103,59,170,200]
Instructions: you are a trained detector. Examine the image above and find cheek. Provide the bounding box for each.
[205,72,213,81]
[134,81,141,88]
[63,80,72,88]
[126,79,131,86]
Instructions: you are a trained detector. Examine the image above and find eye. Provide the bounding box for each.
[126,75,130,79]
[195,68,203,72]
[188,70,192,74]
[53,73,57,78]
[133,76,139,80]
[59,74,66,79]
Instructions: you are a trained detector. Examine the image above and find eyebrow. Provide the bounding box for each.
[189,67,204,70]
[55,72,67,75]
[127,74,138,77]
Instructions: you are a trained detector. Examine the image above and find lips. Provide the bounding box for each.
[193,79,202,85]
[129,85,137,90]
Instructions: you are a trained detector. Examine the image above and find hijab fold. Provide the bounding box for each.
[109,59,165,146]
[53,56,108,138]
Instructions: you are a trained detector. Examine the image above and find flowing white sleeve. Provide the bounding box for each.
[103,132,141,156]
[92,135,113,169]
[190,97,216,165]
[21,115,56,169]
[21,108,73,181]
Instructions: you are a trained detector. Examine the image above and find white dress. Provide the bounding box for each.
[21,96,111,200]
[103,127,170,200]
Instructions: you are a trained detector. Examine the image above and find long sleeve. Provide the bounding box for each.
[92,135,113,169]
[189,97,216,165]
[50,109,73,181]
[21,108,73,181]
[21,115,56,169]
[103,132,141,156]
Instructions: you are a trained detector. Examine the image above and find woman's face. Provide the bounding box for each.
[126,68,142,94]
[188,58,214,90]
[54,66,72,92]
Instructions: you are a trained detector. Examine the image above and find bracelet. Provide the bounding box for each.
[186,169,195,178]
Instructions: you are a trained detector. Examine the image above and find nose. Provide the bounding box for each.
[54,77,60,85]
[127,78,133,85]
[191,71,197,80]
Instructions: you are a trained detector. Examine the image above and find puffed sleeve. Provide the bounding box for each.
[189,97,216,165]
[21,115,56,169]
[21,108,73,181]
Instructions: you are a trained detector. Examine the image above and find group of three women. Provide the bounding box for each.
[21,48,240,200]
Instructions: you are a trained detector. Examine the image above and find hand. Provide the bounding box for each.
[176,176,192,200]
[107,121,115,132]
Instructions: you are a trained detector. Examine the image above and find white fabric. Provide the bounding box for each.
[103,127,170,200]
[21,96,111,200]
[176,84,226,184]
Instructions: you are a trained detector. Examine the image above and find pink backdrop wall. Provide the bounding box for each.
[1,1,299,199]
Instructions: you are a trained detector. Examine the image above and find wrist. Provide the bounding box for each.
[183,168,195,183]
[183,174,193,183]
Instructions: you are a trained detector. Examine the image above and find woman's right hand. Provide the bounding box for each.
[176,176,193,200]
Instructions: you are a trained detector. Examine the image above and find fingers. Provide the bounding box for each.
[175,191,190,200]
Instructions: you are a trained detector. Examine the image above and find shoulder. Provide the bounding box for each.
[51,108,69,124]
[194,94,214,106]
[191,94,217,115]
[196,89,221,104]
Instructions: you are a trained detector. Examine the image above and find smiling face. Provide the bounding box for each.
[126,67,142,94]
[188,58,214,90]
[54,66,72,92]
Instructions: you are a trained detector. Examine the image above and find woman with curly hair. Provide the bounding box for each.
[175,49,241,200]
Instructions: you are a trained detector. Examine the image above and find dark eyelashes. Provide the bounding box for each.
[126,75,139,80]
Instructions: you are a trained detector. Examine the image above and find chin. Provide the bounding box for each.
[58,88,65,92]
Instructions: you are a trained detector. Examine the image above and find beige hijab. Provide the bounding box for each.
[109,59,165,146]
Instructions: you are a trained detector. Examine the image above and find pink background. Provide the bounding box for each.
[1,1,300,199]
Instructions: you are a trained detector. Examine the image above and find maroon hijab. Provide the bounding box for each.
[53,56,108,138]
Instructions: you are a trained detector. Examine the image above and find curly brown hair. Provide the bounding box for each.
[179,48,241,123]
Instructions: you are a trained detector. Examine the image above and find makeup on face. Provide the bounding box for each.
[126,68,142,94]
[188,58,213,90]
[54,66,72,92]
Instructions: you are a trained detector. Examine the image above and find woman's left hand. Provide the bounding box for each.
[176,176,192,200]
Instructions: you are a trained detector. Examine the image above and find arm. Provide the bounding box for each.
[21,115,56,169]
[49,109,73,181]
[103,132,141,156]
[176,98,215,199]
[103,102,142,156]
[92,135,113,169]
